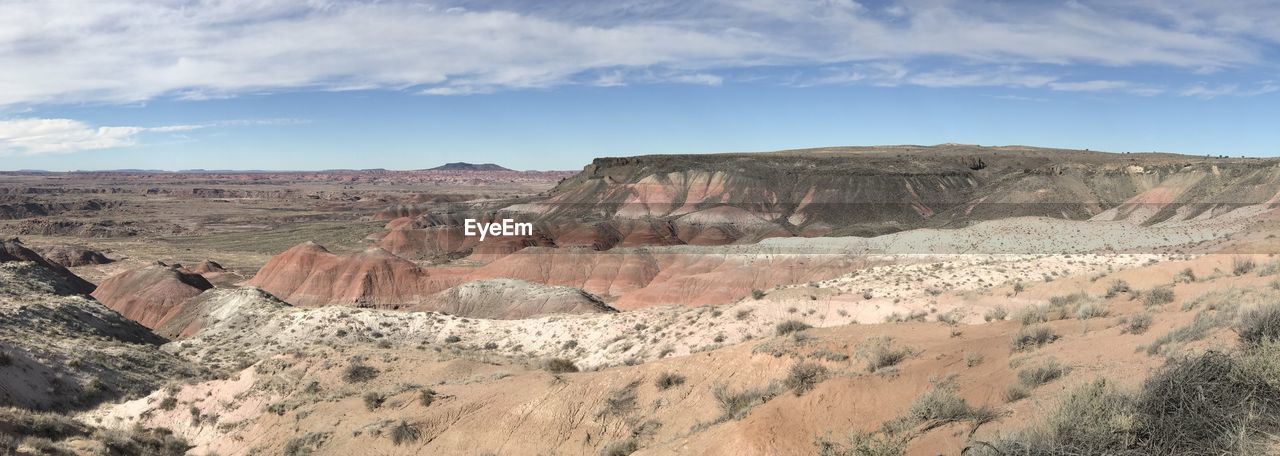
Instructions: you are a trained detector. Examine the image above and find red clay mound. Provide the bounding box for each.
[91,262,213,329]
[30,244,113,267]
[0,237,96,295]
[244,242,457,308]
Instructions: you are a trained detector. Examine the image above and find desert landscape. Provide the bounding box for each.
[4,145,1280,455]
[6,2,1280,454]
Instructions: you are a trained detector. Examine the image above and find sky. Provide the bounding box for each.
[0,0,1277,171]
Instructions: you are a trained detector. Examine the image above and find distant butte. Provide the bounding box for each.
[427,162,513,171]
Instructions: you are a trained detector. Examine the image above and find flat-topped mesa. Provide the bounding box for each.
[91,262,214,329]
[244,241,451,308]
[0,237,97,295]
[377,146,1280,262]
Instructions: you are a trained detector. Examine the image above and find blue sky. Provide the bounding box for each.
[1,1,1277,171]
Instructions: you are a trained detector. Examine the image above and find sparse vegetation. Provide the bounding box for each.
[1075,302,1109,319]
[1143,286,1175,307]
[418,389,438,407]
[884,376,996,434]
[599,382,639,418]
[862,337,912,373]
[983,306,1007,322]
[783,362,828,395]
[601,438,639,456]
[342,362,379,383]
[362,392,386,411]
[1010,325,1059,352]
[1233,257,1256,276]
[1237,303,1280,347]
[1105,279,1130,298]
[1258,261,1280,277]
[776,320,812,335]
[655,372,686,390]
[541,358,579,373]
[712,383,780,422]
[973,347,1280,455]
[751,289,766,300]
[1016,359,1069,389]
[389,420,422,446]
[1120,312,1153,334]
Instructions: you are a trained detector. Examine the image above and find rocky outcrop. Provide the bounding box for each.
[0,237,96,294]
[407,279,615,319]
[0,262,197,410]
[91,263,214,329]
[31,244,113,267]
[154,287,292,339]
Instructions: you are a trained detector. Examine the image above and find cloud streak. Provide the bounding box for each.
[0,117,307,156]
[0,1,1276,105]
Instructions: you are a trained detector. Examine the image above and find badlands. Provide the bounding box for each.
[3,145,1280,455]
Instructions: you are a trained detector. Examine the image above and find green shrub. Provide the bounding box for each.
[751,289,766,300]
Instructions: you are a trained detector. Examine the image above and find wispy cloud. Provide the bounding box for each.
[1180,82,1279,99]
[0,1,1275,105]
[0,117,308,156]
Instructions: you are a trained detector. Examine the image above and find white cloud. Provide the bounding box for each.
[0,119,142,156]
[0,0,1272,105]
